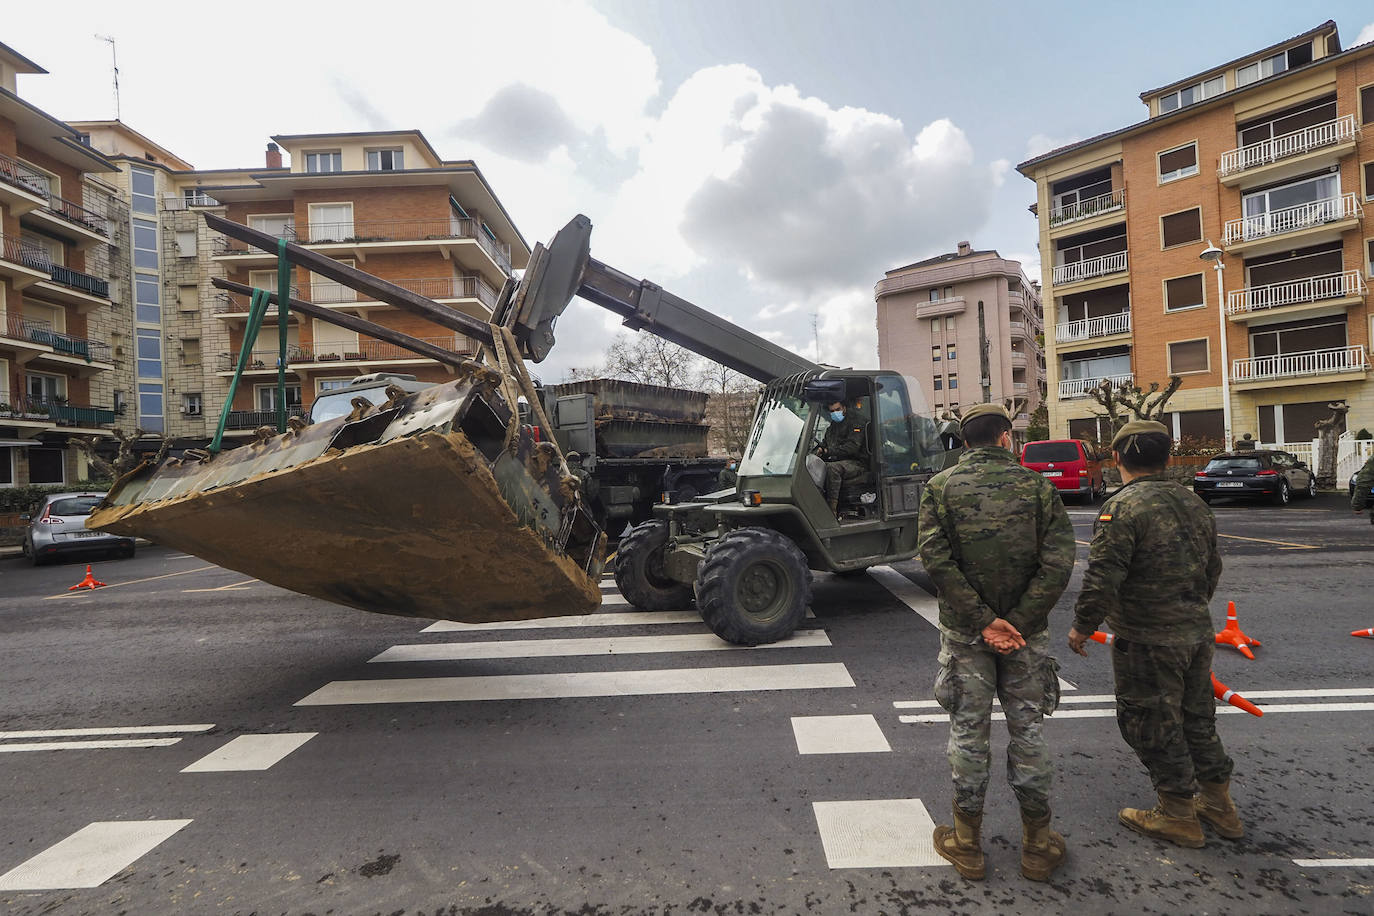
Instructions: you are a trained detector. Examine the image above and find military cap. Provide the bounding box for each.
[958,402,1011,429]
[1110,419,1170,453]
[566,451,582,461]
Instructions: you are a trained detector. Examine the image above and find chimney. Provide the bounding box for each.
[265,142,282,169]
[956,241,972,256]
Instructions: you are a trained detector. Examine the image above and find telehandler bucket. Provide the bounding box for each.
[88,365,605,623]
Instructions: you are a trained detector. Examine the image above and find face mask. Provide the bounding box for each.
[829,410,845,423]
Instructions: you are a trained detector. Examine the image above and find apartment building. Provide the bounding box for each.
[72,125,529,443]
[0,41,121,488]
[875,241,1047,438]
[1017,20,1374,446]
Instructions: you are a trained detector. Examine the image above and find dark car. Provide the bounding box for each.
[1193,450,1316,506]
[22,492,135,566]
[1020,439,1105,501]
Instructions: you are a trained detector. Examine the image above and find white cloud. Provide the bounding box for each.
[1355,22,1374,46]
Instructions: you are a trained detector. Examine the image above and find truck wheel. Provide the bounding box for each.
[696,528,811,645]
[614,521,693,610]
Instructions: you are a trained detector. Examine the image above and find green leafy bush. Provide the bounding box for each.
[0,480,114,515]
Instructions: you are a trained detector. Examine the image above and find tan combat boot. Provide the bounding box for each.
[1119,792,1205,848]
[1196,780,1244,839]
[1020,810,1066,881]
[933,805,985,879]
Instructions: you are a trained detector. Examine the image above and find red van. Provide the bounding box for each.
[1020,439,1105,501]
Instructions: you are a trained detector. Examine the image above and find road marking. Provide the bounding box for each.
[0,820,192,890]
[371,630,831,663]
[166,554,199,560]
[181,733,317,772]
[1292,858,1374,867]
[296,662,855,706]
[44,566,216,600]
[867,565,939,628]
[792,715,891,754]
[182,578,257,593]
[0,738,183,753]
[892,687,1374,709]
[900,701,1374,724]
[601,593,629,606]
[812,799,946,868]
[1217,533,1316,549]
[421,609,817,632]
[0,724,214,740]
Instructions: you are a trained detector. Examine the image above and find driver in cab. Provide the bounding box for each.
[816,399,868,517]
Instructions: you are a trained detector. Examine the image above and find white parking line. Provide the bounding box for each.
[0,724,214,740]
[181,733,317,772]
[900,701,1374,724]
[371,630,830,663]
[792,715,891,754]
[893,686,1374,709]
[296,662,855,706]
[1292,858,1374,867]
[421,610,815,632]
[812,799,946,868]
[0,738,184,753]
[0,820,192,890]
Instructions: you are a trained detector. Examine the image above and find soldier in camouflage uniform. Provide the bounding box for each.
[917,403,1076,881]
[1352,452,1374,523]
[1069,420,1241,849]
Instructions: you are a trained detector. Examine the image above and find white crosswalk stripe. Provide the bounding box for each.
[0,820,192,890]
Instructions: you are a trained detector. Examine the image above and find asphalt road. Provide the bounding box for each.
[0,492,1370,915]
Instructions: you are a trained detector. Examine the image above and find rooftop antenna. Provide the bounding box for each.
[94,34,120,120]
[812,312,820,362]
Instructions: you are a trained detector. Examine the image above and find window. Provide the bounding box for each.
[1363,85,1374,126]
[181,339,201,366]
[1241,173,1340,234]
[183,392,203,416]
[1158,75,1225,113]
[256,384,302,411]
[1237,42,1311,88]
[945,316,956,331]
[131,166,156,213]
[138,382,164,433]
[933,378,942,391]
[366,148,404,171]
[1368,239,1374,277]
[947,344,957,361]
[1158,143,1198,182]
[179,284,199,312]
[1258,400,1330,442]
[1237,97,1336,149]
[26,372,64,402]
[308,203,353,242]
[947,374,958,390]
[1167,338,1210,374]
[931,345,941,362]
[135,276,160,324]
[929,289,940,302]
[930,318,939,335]
[305,150,343,173]
[183,188,218,206]
[133,218,158,269]
[0,447,12,487]
[175,230,197,257]
[136,328,162,378]
[1249,316,1347,357]
[943,286,954,299]
[113,390,126,416]
[28,447,65,485]
[23,231,61,266]
[1364,162,1374,202]
[1161,208,1203,248]
[248,213,295,238]
[318,378,353,392]
[1165,274,1205,312]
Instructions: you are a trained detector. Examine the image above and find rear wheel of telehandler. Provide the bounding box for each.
[696,527,812,646]
[615,520,694,610]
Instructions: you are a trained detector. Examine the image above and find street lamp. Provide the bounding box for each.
[1200,241,1232,446]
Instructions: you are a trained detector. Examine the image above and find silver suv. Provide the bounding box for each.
[22,492,135,566]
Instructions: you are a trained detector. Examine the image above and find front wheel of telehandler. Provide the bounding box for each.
[614,520,694,610]
[696,527,812,646]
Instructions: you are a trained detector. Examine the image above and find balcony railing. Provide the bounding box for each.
[45,263,110,298]
[0,394,115,427]
[225,409,303,430]
[45,195,109,237]
[0,234,49,268]
[0,152,49,198]
[301,218,512,272]
[162,193,220,210]
[1056,311,1131,342]
[1218,115,1359,178]
[1226,270,1366,315]
[215,226,297,254]
[1223,194,1361,246]
[4,314,112,362]
[914,295,966,319]
[213,288,302,314]
[220,334,478,370]
[1052,250,1127,286]
[1231,345,1368,382]
[1059,372,1133,399]
[1049,188,1125,227]
[308,275,500,309]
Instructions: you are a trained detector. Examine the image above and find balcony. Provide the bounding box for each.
[1222,194,1361,255]
[161,193,220,210]
[1059,373,1133,400]
[3,314,113,369]
[218,335,479,374]
[27,195,110,248]
[300,218,513,275]
[914,295,966,319]
[1231,345,1368,387]
[0,395,115,429]
[1226,270,1365,322]
[25,261,111,312]
[1055,311,1131,345]
[0,152,49,213]
[1052,251,1128,287]
[1048,188,1125,229]
[0,235,51,287]
[1010,351,1028,368]
[225,409,303,430]
[309,275,500,311]
[1218,115,1359,186]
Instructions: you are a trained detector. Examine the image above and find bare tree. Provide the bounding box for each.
[601,334,702,388]
[1313,400,1349,489]
[697,360,757,456]
[1086,375,1183,435]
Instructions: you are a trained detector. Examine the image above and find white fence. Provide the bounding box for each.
[1260,433,1374,483]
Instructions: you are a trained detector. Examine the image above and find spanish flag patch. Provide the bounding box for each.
[1098,513,1113,522]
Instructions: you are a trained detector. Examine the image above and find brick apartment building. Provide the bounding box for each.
[0,41,122,488]
[875,242,1046,440]
[1017,20,1374,448]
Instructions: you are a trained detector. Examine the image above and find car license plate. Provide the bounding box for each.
[1217,481,1244,488]
[1041,471,1062,477]
[73,530,102,538]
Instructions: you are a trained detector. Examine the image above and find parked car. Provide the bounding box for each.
[1020,439,1105,501]
[1192,450,1316,506]
[22,492,134,566]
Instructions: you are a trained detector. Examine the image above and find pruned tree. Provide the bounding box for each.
[1313,400,1349,489]
[1086,375,1183,434]
[601,333,701,389]
[71,428,169,480]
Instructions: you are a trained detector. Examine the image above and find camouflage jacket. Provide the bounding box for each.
[1353,454,1374,510]
[1072,475,1221,646]
[917,447,1075,639]
[821,413,867,461]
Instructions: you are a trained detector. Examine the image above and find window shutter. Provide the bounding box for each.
[1168,339,1209,373]
[1159,144,1196,176]
[1162,208,1202,247]
[1165,274,1205,311]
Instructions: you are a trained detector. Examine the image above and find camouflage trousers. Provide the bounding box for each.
[934,629,1059,819]
[823,459,866,507]
[1111,637,1234,796]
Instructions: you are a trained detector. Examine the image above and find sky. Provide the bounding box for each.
[6,2,1374,381]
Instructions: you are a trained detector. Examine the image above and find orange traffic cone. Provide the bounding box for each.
[1090,631,1116,646]
[1353,628,1374,639]
[1211,672,1263,717]
[1215,600,1261,659]
[68,564,107,590]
